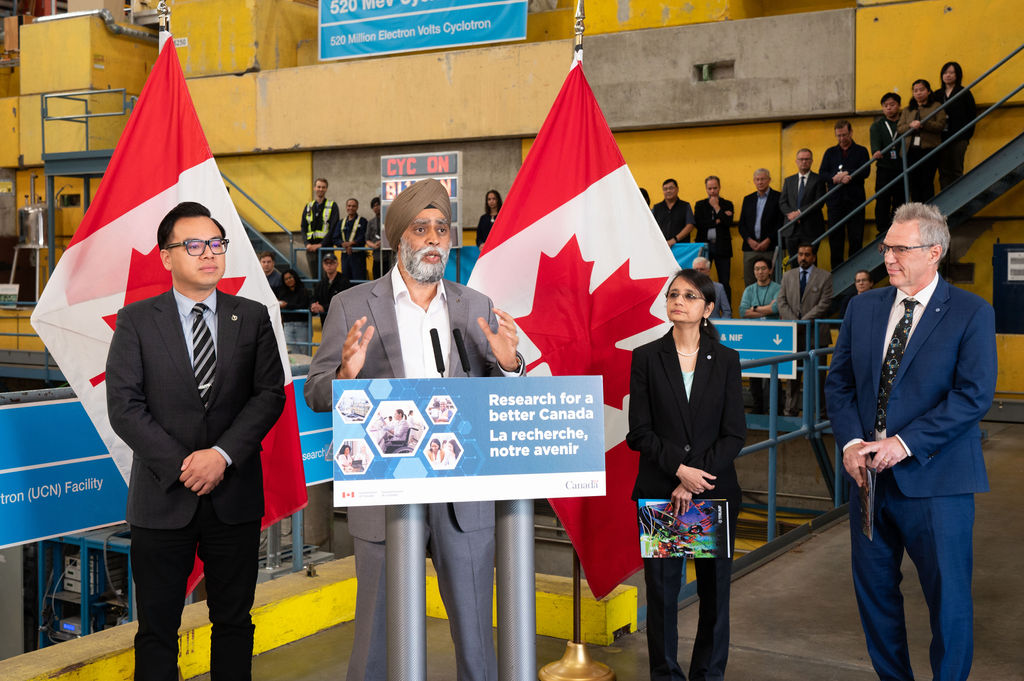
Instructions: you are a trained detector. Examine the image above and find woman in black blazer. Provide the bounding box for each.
[627,268,746,681]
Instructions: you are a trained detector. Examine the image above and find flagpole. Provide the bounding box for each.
[538,5,615,678]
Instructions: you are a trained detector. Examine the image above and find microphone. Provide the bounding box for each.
[452,328,471,374]
[429,328,446,377]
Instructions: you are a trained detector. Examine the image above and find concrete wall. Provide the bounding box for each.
[587,10,856,130]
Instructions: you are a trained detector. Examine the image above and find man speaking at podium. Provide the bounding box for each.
[305,178,524,681]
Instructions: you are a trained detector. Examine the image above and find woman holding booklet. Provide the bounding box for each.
[627,268,746,681]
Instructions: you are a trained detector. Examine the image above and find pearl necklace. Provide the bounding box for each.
[676,347,699,357]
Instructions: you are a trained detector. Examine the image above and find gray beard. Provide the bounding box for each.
[400,240,449,284]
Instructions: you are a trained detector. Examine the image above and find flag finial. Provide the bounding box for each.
[574,0,585,59]
[157,0,170,33]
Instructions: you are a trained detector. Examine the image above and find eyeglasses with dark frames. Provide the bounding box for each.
[163,238,230,256]
[877,242,934,257]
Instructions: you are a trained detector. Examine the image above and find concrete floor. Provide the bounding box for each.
[205,421,1024,680]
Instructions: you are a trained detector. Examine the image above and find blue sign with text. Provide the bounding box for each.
[0,399,128,550]
[319,0,528,61]
[715,319,797,379]
[331,375,606,506]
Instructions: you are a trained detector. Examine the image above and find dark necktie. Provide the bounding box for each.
[192,303,216,407]
[797,175,806,208]
[874,298,918,433]
[799,269,808,299]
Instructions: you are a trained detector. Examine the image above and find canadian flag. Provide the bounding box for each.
[468,55,678,599]
[30,39,307,532]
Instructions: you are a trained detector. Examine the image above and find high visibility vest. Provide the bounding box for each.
[304,200,334,240]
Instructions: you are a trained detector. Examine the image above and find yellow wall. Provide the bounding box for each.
[0,95,18,167]
[171,0,317,77]
[0,65,18,98]
[218,152,312,237]
[856,0,1024,111]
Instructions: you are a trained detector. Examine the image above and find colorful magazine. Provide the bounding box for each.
[638,498,731,559]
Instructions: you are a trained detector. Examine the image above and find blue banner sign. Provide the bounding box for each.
[715,320,797,379]
[319,0,528,61]
[0,399,128,550]
[294,377,334,485]
[331,376,605,506]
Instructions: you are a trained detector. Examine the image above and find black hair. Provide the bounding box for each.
[880,92,901,106]
[797,242,817,253]
[908,79,934,110]
[666,268,718,339]
[940,61,963,88]
[484,189,503,215]
[370,196,381,208]
[662,178,678,188]
[639,187,650,206]
[157,202,225,249]
[752,255,772,269]
[282,268,303,290]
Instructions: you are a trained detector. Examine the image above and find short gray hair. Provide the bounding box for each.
[891,202,950,258]
[691,256,710,269]
[753,168,770,179]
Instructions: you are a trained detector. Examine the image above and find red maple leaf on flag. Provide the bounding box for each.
[516,235,666,409]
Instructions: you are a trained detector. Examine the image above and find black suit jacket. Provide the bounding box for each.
[819,142,871,209]
[106,289,285,530]
[693,198,735,257]
[778,172,826,240]
[737,189,783,252]
[626,331,745,506]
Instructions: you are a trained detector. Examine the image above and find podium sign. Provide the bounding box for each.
[331,375,605,506]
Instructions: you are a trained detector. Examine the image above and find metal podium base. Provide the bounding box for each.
[538,641,615,681]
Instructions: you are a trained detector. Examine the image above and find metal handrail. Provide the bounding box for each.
[220,172,296,248]
[774,40,1024,276]
[41,89,131,158]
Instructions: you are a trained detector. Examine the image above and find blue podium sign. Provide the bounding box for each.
[331,376,605,506]
[0,399,128,550]
[715,319,797,379]
[319,0,528,61]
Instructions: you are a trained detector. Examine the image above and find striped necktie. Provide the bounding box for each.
[192,303,216,407]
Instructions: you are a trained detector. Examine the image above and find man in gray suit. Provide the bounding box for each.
[777,243,833,416]
[305,179,523,681]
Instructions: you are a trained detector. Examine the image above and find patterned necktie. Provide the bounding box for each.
[797,175,806,208]
[799,269,808,299]
[192,303,216,407]
[874,298,918,433]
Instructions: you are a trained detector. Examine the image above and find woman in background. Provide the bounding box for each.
[627,269,745,681]
[935,61,977,189]
[278,268,311,355]
[897,79,947,202]
[476,190,502,247]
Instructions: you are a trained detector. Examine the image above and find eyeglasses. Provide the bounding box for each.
[164,238,230,256]
[877,242,934,257]
[667,291,704,302]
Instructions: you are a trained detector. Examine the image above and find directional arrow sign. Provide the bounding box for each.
[714,319,798,379]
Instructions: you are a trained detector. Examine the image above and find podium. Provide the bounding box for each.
[332,376,606,681]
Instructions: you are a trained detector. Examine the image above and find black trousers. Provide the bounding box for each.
[131,497,261,681]
[643,501,739,681]
[907,146,939,203]
[827,204,865,270]
[873,165,906,235]
[709,253,732,303]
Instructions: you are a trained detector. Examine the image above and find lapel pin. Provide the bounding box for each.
[231,314,238,321]
[706,354,711,360]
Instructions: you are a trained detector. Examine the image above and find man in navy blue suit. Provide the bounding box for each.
[825,202,996,681]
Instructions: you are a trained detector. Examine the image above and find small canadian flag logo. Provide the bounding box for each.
[339,491,356,499]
